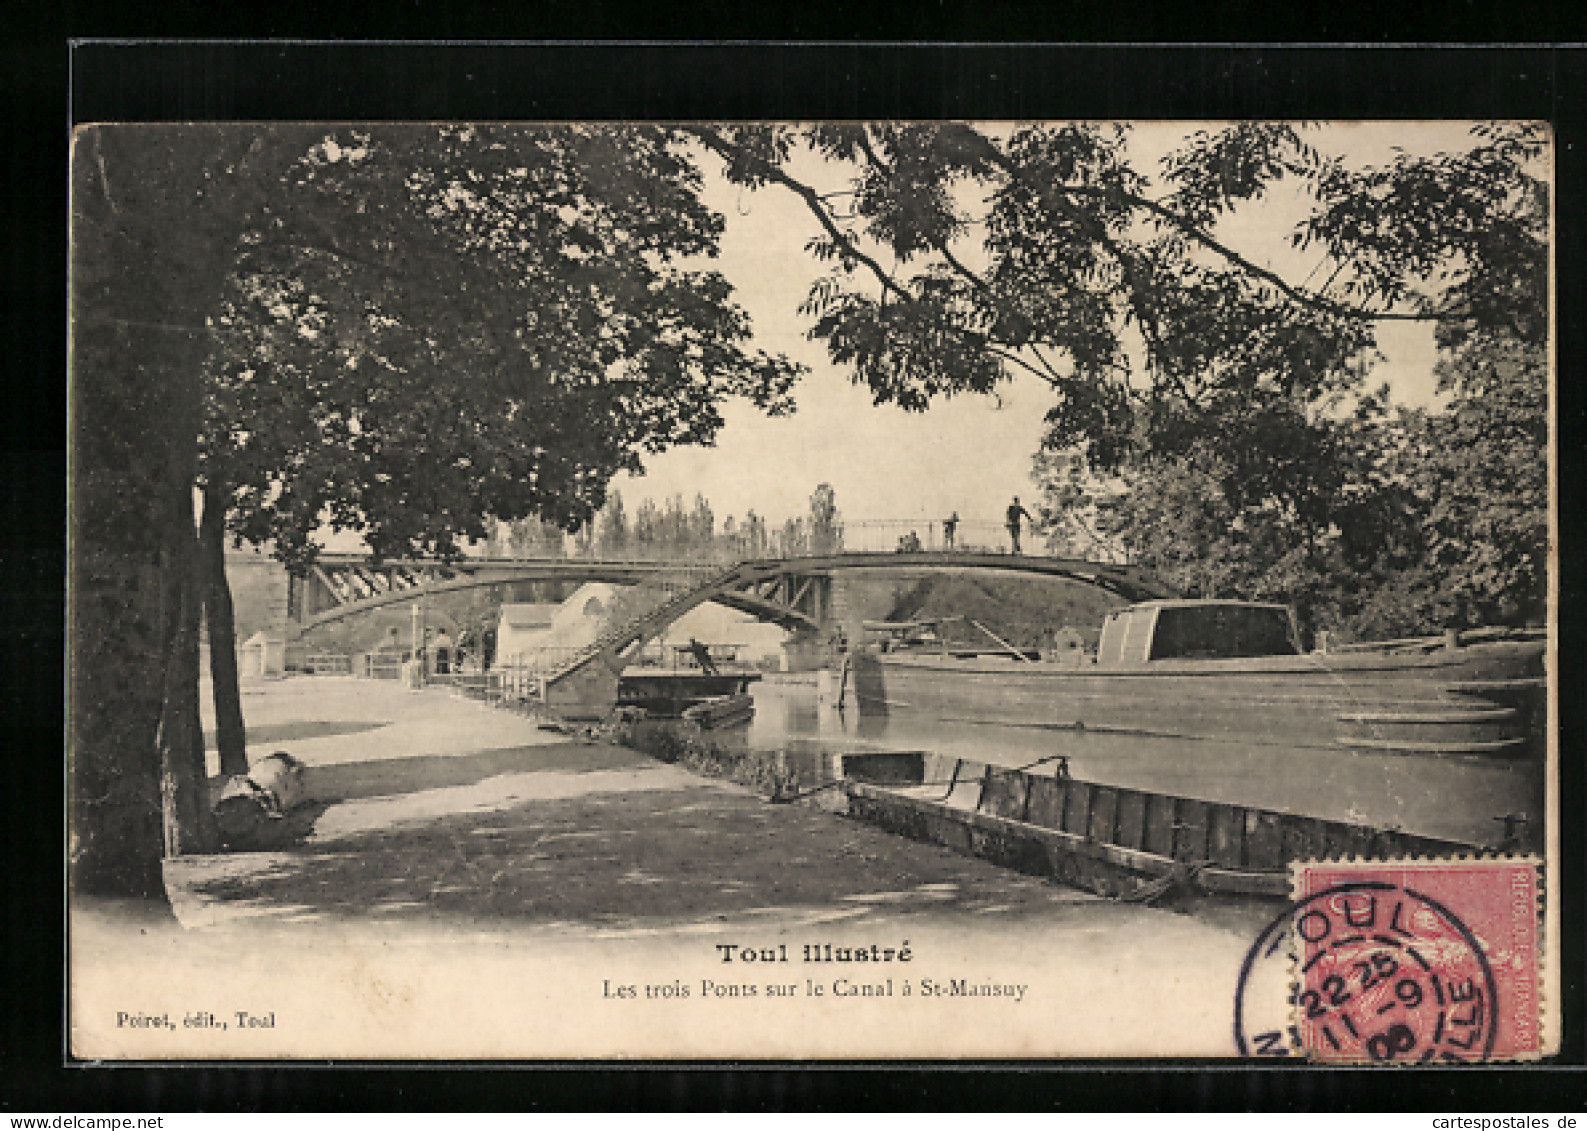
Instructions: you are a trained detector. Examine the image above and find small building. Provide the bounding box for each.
[240,630,288,679]
[495,584,617,669]
[494,602,560,667]
[1096,599,1299,666]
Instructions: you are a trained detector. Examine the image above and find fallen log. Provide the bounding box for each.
[248,750,307,810]
[212,751,309,849]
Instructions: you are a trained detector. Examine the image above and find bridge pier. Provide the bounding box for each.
[541,662,622,720]
[781,628,828,673]
[828,573,916,649]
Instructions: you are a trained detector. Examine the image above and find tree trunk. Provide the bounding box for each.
[70,125,313,899]
[200,481,249,776]
[69,544,170,899]
[69,316,212,894]
[158,490,216,856]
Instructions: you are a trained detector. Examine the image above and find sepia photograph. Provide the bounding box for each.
[67,115,1557,1061]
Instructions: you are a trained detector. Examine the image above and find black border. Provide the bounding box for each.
[11,37,1586,1111]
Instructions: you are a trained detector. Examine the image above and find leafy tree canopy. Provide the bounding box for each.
[689,122,1545,462]
[204,124,803,569]
[690,122,1549,633]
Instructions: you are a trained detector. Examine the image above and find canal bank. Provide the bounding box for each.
[740,672,1544,850]
[170,676,1279,937]
[73,674,1271,1059]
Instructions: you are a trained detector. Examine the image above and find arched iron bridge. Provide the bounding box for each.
[296,550,1173,631]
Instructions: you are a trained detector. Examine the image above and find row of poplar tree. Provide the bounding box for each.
[484,483,845,561]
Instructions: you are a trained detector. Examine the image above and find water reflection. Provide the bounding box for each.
[739,673,1543,849]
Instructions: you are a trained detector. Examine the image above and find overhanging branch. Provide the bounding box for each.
[959,132,1463,325]
[696,123,1467,330]
[684,126,914,309]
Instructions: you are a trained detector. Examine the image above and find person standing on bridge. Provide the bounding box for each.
[942,511,959,550]
[687,637,720,677]
[1005,496,1034,554]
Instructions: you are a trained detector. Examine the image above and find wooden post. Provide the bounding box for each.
[200,482,249,777]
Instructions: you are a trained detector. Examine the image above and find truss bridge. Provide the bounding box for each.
[292,553,725,629]
[529,552,1174,716]
[286,549,1173,717]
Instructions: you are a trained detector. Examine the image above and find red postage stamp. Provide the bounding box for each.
[1289,858,1543,1063]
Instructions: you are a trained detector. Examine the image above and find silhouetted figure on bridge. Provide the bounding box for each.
[942,511,959,550]
[687,637,720,676]
[1005,497,1034,554]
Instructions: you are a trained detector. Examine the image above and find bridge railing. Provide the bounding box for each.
[319,525,1129,573]
[491,644,625,700]
[463,545,745,567]
[540,561,748,684]
[481,530,1029,559]
[818,520,1127,559]
[301,652,354,676]
[495,647,589,675]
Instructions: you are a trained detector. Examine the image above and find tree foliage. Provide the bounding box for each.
[1401,331,1548,628]
[692,122,1550,633]
[808,482,843,554]
[204,125,802,569]
[72,123,805,897]
[578,485,836,561]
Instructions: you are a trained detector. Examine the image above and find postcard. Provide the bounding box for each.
[68,118,1557,1060]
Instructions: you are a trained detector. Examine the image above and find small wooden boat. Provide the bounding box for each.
[681,692,757,729]
[617,668,761,720]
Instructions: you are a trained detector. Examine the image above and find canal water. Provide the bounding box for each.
[731,673,1545,850]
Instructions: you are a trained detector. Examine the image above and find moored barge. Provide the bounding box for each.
[859,600,1546,759]
[839,750,1498,902]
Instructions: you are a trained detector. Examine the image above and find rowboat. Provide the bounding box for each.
[617,668,761,720]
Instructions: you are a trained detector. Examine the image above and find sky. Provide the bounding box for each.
[299,120,1517,554]
[606,121,1496,529]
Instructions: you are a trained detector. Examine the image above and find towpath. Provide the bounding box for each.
[73,675,1271,1059]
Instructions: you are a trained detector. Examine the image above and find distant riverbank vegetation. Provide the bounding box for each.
[484,482,845,564]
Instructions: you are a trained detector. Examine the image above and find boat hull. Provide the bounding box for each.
[860,640,1546,758]
[682,692,757,729]
[618,669,761,719]
[840,753,1486,901]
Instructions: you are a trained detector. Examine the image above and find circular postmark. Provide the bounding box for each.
[1235,880,1500,1064]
